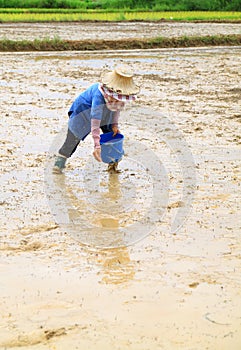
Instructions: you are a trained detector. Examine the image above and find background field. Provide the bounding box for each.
[0,10,241,22]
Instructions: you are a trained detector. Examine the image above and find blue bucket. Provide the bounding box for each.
[100,132,124,163]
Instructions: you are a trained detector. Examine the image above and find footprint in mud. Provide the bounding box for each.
[1,240,43,252]
[20,241,43,251]
[16,223,58,236]
[0,327,67,348]
[44,328,67,340]
[1,223,59,252]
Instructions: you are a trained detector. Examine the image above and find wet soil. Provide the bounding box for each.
[0,22,241,350]
[0,21,241,41]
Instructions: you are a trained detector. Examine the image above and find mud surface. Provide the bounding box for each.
[0,23,241,350]
[0,21,241,41]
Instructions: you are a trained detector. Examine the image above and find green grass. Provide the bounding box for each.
[0,0,240,11]
[0,10,241,22]
[0,34,240,51]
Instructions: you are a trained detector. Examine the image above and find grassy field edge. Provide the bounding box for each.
[0,34,240,51]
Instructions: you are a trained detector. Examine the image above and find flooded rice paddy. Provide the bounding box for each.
[0,21,241,41]
[0,23,241,349]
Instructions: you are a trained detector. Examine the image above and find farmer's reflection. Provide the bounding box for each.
[51,171,135,283]
[95,247,135,285]
[105,172,122,200]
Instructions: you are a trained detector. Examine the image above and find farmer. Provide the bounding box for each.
[53,65,139,174]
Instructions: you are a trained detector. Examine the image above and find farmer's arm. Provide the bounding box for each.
[90,95,104,161]
[112,110,120,136]
[91,118,101,149]
[91,118,102,162]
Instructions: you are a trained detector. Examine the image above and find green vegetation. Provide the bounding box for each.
[0,1,240,22]
[0,0,240,11]
[0,34,240,51]
[0,10,241,22]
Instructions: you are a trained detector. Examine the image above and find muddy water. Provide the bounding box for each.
[1,47,241,349]
[0,21,241,41]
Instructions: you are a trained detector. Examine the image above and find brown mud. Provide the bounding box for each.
[0,22,241,350]
[1,34,241,51]
[1,22,241,41]
[1,21,240,51]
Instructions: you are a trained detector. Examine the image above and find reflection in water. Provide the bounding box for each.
[91,173,135,283]
[65,170,124,238]
[98,217,119,228]
[95,172,121,228]
[106,172,122,200]
[45,153,163,248]
[96,247,135,285]
[48,168,135,284]
[45,127,169,248]
[84,245,135,285]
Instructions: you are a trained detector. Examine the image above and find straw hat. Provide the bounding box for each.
[101,65,140,95]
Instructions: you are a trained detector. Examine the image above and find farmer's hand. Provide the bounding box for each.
[112,125,120,136]
[93,148,102,162]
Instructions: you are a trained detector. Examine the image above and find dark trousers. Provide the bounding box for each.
[59,125,112,158]
[59,129,81,158]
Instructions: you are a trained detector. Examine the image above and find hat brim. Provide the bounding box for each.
[101,70,140,95]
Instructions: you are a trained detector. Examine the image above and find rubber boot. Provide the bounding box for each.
[53,155,67,174]
[107,161,121,174]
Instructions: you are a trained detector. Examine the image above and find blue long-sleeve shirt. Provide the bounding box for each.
[68,83,115,140]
